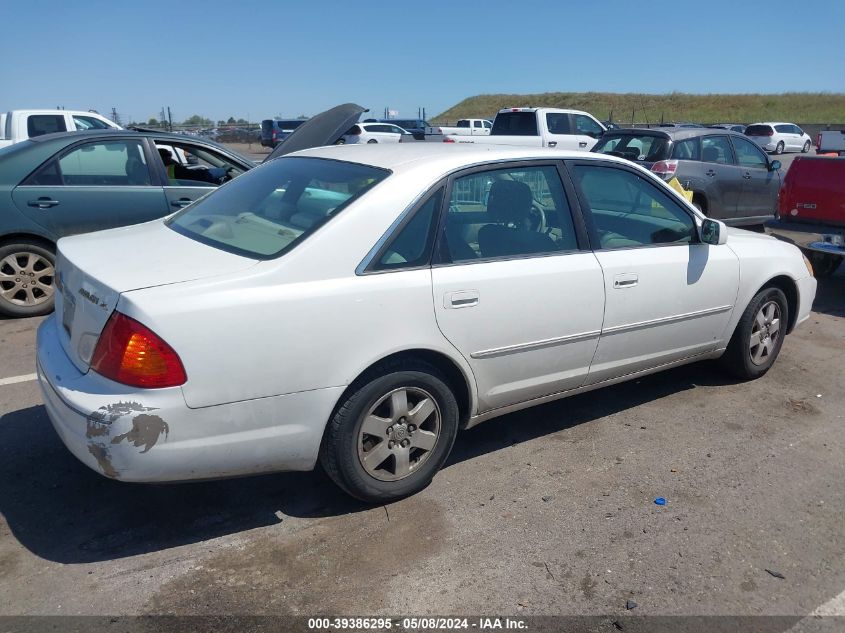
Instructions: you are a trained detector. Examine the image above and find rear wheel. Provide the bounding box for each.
[367,139,378,144]
[774,141,785,155]
[320,360,459,503]
[720,287,788,380]
[0,242,56,318]
[802,140,811,153]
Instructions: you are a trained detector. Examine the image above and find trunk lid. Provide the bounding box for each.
[265,103,366,161]
[55,220,258,372]
[778,156,845,226]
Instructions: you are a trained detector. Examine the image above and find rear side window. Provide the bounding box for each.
[593,135,669,162]
[546,113,571,134]
[492,112,538,136]
[374,188,444,270]
[701,136,735,164]
[671,137,700,160]
[572,165,696,249]
[168,157,389,259]
[775,124,791,133]
[457,120,469,128]
[27,115,67,137]
[26,140,150,186]
[746,125,773,136]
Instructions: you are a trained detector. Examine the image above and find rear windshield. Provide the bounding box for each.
[592,134,669,162]
[492,112,538,136]
[276,120,306,130]
[745,125,773,136]
[391,120,424,129]
[261,120,273,132]
[167,157,390,259]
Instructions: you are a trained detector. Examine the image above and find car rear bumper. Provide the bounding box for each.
[36,315,343,482]
[765,218,845,256]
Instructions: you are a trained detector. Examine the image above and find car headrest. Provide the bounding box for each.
[487,180,533,225]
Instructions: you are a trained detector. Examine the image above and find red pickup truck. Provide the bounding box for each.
[765,156,845,277]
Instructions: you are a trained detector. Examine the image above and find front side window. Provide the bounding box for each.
[156,142,247,187]
[168,157,389,258]
[73,115,112,130]
[443,165,578,262]
[27,115,67,137]
[572,164,696,249]
[26,140,150,186]
[701,136,735,164]
[732,136,768,169]
[374,188,444,270]
[575,114,603,136]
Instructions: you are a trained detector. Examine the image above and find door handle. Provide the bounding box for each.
[445,290,479,309]
[613,273,638,289]
[579,141,588,147]
[705,170,716,177]
[742,172,752,179]
[27,197,60,209]
[170,198,193,208]
[547,141,557,148]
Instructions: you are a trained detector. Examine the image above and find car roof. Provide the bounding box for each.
[28,128,236,149]
[749,122,793,126]
[287,143,635,173]
[602,127,749,141]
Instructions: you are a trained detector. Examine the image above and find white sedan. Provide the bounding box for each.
[37,144,817,502]
[340,122,408,144]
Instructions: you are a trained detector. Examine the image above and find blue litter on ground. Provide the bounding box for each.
[654,497,667,506]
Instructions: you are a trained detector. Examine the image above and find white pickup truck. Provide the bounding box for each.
[816,129,845,156]
[425,119,492,136]
[0,109,120,148]
[442,107,606,151]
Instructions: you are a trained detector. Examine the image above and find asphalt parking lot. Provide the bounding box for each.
[0,147,842,627]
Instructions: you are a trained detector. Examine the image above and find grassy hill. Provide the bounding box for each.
[432,92,845,125]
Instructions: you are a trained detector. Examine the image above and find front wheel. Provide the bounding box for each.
[366,139,378,144]
[0,242,56,318]
[774,141,785,155]
[320,360,459,503]
[720,287,788,380]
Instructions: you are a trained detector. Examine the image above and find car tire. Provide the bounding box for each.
[367,139,378,144]
[720,287,788,380]
[320,359,460,503]
[806,251,842,278]
[774,141,785,155]
[802,140,811,153]
[0,241,56,318]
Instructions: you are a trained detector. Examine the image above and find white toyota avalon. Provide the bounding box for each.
[37,144,817,502]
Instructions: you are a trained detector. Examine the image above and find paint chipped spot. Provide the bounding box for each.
[87,444,118,478]
[87,400,157,425]
[112,414,169,453]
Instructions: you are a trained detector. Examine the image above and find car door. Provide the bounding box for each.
[700,135,745,221]
[11,137,168,237]
[731,135,779,221]
[430,162,605,413]
[567,160,739,384]
[543,112,579,150]
[573,113,604,151]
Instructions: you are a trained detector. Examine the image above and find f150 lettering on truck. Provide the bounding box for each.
[765,156,845,277]
[442,107,606,152]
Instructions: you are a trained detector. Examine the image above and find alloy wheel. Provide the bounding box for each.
[749,300,781,366]
[357,387,441,482]
[0,251,55,308]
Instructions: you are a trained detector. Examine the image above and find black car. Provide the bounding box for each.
[260,119,308,148]
[592,128,782,227]
[376,118,429,140]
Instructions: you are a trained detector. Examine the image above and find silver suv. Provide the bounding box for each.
[592,128,782,226]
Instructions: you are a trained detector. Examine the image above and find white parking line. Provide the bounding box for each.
[787,588,845,632]
[0,373,37,386]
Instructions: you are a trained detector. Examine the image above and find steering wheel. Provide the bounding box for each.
[528,201,547,233]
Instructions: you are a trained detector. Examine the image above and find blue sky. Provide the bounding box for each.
[2,0,843,124]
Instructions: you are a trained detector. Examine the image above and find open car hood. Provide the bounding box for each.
[264,103,367,161]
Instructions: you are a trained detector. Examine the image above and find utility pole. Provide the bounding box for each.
[167,107,173,132]
[110,107,121,126]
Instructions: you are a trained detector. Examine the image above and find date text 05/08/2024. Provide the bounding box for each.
[307,617,528,630]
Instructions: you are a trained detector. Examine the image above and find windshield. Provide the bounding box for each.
[167,157,390,259]
[592,134,669,163]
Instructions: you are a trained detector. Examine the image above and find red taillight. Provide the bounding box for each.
[816,133,821,147]
[651,160,678,180]
[443,137,456,143]
[90,312,187,388]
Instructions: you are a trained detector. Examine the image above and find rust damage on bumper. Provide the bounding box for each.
[84,401,169,478]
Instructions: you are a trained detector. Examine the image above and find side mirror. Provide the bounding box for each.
[769,159,782,171]
[700,218,728,245]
